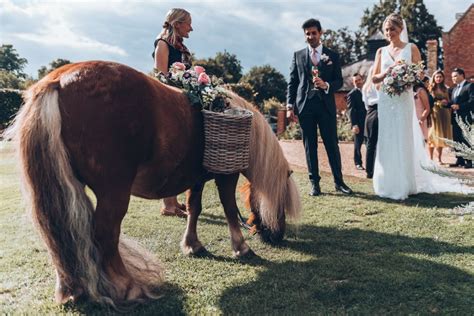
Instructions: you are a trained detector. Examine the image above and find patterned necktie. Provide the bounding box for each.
[454,83,463,99]
[310,48,319,66]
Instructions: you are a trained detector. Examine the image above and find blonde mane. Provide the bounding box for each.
[227,92,301,230]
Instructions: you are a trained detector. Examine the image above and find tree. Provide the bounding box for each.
[0,44,28,78]
[322,27,366,65]
[226,82,255,103]
[240,65,287,108]
[360,0,443,64]
[0,70,23,89]
[194,51,242,83]
[38,58,72,79]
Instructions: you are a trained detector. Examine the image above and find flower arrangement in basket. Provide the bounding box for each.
[382,60,425,97]
[155,62,253,174]
[155,62,229,112]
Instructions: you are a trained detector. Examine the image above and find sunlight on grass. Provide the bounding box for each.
[0,141,473,314]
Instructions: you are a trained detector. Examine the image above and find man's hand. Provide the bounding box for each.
[286,109,296,122]
[451,103,460,111]
[313,77,328,90]
[352,125,360,134]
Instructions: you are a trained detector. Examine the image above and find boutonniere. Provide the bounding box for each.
[320,53,332,65]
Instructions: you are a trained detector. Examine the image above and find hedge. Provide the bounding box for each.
[0,89,23,129]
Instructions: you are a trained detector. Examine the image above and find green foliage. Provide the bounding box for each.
[0,44,27,78]
[262,97,284,117]
[282,122,302,140]
[38,58,72,79]
[0,89,22,128]
[360,0,443,64]
[322,27,366,66]
[337,114,354,141]
[226,82,256,103]
[0,70,23,89]
[194,51,242,83]
[240,65,287,108]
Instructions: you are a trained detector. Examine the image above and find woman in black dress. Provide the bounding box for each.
[153,8,193,217]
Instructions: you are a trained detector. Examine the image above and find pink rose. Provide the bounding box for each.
[172,62,186,70]
[198,73,210,85]
[194,65,206,75]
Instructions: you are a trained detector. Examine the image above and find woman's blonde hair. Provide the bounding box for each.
[158,8,191,46]
[383,13,404,30]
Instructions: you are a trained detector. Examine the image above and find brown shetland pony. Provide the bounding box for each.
[6,61,301,306]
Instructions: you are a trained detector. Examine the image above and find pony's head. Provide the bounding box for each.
[229,92,301,243]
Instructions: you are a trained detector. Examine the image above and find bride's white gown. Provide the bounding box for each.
[373,43,472,200]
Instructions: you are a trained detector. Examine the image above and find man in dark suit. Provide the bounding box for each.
[286,18,352,196]
[346,73,367,170]
[449,68,474,169]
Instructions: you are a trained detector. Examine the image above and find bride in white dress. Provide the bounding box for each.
[371,13,472,200]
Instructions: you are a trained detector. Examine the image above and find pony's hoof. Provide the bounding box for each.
[181,241,205,256]
[232,244,254,258]
[259,228,284,244]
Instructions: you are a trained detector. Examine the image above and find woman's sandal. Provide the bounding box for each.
[161,206,188,218]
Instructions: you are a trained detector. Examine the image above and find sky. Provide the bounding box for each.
[1,0,472,79]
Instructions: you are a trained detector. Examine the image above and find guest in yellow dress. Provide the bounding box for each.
[427,70,453,164]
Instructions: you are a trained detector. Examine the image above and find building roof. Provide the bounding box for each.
[444,4,474,34]
[340,59,374,91]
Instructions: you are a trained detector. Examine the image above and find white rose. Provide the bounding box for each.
[384,77,394,85]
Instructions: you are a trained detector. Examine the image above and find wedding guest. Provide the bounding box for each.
[427,70,452,164]
[448,68,473,169]
[413,80,430,141]
[153,8,193,217]
[286,18,352,196]
[346,73,367,170]
[362,67,378,179]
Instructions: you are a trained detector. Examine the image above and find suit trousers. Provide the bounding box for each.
[364,105,378,177]
[353,128,364,166]
[298,97,344,185]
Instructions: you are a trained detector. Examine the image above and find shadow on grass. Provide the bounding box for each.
[64,282,186,315]
[219,225,474,314]
[321,190,473,209]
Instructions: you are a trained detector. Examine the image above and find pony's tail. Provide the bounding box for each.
[6,82,113,304]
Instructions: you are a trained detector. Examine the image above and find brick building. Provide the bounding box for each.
[442,4,474,85]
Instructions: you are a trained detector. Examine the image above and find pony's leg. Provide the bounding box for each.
[181,182,206,255]
[94,190,146,301]
[215,174,252,257]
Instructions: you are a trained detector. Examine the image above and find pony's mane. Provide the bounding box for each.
[227,92,301,229]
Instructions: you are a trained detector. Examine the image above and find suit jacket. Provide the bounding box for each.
[346,88,366,128]
[449,81,474,120]
[287,46,343,116]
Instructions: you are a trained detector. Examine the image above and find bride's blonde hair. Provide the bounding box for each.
[383,13,404,30]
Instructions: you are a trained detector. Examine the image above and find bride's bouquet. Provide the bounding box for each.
[382,60,424,97]
[155,62,229,112]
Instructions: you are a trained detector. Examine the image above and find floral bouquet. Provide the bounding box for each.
[382,60,425,97]
[155,62,229,112]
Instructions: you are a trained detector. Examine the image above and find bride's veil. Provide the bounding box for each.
[400,19,409,43]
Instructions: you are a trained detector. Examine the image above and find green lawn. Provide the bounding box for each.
[1,142,473,314]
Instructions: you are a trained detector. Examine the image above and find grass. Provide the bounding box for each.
[0,142,473,314]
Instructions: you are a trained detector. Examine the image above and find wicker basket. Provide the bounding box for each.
[202,108,254,174]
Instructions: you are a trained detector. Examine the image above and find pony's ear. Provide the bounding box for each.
[288,170,293,177]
